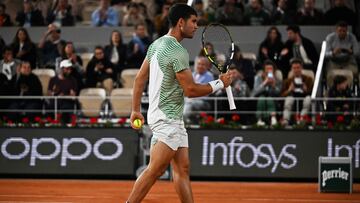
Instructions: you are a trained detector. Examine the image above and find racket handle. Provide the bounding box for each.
[225,86,236,110]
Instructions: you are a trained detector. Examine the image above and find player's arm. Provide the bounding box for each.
[176,69,231,98]
[130,59,149,126]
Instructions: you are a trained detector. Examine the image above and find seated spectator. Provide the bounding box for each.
[55,41,84,91]
[0,3,13,26]
[184,57,214,123]
[8,61,42,122]
[296,0,324,25]
[10,28,37,69]
[215,65,251,124]
[280,25,318,77]
[271,0,296,25]
[206,0,220,23]
[86,46,114,94]
[251,60,282,126]
[231,45,256,89]
[258,26,284,69]
[104,30,127,85]
[38,24,66,69]
[0,46,21,81]
[281,58,313,125]
[138,2,155,39]
[154,2,171,37]
[244,0,271,25]
[0,73,12,118]
[324,0,356,27]
[127,23,152,68]
[327,75,352,124]
[47,59,78,123]
[46,0,75,26]
[325,21,359,79]
[122,2,145,27]
[91,0,119,27]
[0,35,5,60]
[215,0,244,25]
[194,0,209,26]
[15,0,45,27]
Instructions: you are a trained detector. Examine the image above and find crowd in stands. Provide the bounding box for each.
[0,0,359,126]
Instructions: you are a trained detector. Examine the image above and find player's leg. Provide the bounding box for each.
[127,141,176,203]
[171,147,194,203]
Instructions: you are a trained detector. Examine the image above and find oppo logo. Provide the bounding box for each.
[1,137,123,166]
[202,136,297,173]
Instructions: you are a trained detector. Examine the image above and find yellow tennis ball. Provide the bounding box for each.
[133,119,142,128]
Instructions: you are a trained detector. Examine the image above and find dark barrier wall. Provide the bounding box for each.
[0,128,138,176]
[188,130,360,179]
[0,128,359,180]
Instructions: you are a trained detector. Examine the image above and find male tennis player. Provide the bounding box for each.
[126,3,232,203]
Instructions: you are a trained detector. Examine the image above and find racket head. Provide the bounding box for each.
[201,23,235,73]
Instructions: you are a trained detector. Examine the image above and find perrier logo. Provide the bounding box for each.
[322,168,349,187]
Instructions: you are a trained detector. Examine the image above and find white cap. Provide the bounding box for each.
[60,59,72,68]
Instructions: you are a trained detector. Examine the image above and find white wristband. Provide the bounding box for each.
[208,79,224,93]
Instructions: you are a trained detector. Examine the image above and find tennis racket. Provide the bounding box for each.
[201,23,236,110]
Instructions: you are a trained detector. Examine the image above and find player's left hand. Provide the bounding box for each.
[130,111,145,130]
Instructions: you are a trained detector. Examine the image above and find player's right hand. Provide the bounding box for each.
[130,111,145,130]
[219,72,232,88]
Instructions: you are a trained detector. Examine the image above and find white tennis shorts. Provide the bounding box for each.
[149,119,188,151]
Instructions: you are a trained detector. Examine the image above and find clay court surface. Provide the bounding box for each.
[0,179,359,203]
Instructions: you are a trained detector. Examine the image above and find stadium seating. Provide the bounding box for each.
[32,68,56,96]
[110,88,133,117]
[78,88,106,117]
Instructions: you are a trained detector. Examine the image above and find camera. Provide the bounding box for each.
[267,72,274,79]
[293,77,303,93]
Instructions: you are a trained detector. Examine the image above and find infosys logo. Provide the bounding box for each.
[201,136,297,173]
[1,137,123,166]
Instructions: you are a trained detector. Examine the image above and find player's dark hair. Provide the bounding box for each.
[168,3,197,27]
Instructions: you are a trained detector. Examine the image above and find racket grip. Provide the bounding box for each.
[225,86,236,110]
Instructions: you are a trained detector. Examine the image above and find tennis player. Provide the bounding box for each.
[126,3,232,203]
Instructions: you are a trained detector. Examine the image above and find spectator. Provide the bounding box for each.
[154,2,171,37]
[184,57,214,123]
[46,0,75,26]
[104,30,127,85]
[325,21,359,79]
[91,0,119,26]
[281,58,313,125]
[0,73,12,118]
[206,0,220,23]
[55,41,84,91]
[138,2,155,39]
[215,65,251,123]
[271,0,296,25]
[244,0,271,25]
[0,46,21,81]
[215,0,244,25]
[86,46,114,95]
[327,75,352,124]
[258,26,284,69]
[8,61,42,122]
[251,60,282,126]
[227,64,250,97]
[122,2,145,27]
[10,28,37,69]
[127,23,152,68]
[194,0,208,26]
[0,35,5,60]
[324,0,356,27]
[38,24,66,69]
[296,0,324,25]
[280,25,318,77]
[47,59,78,123]
[231,45,256,89]
[15,0,45,27]
[0,3,13,26]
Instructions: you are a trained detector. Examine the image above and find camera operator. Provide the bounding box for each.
[281,58,313,125]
